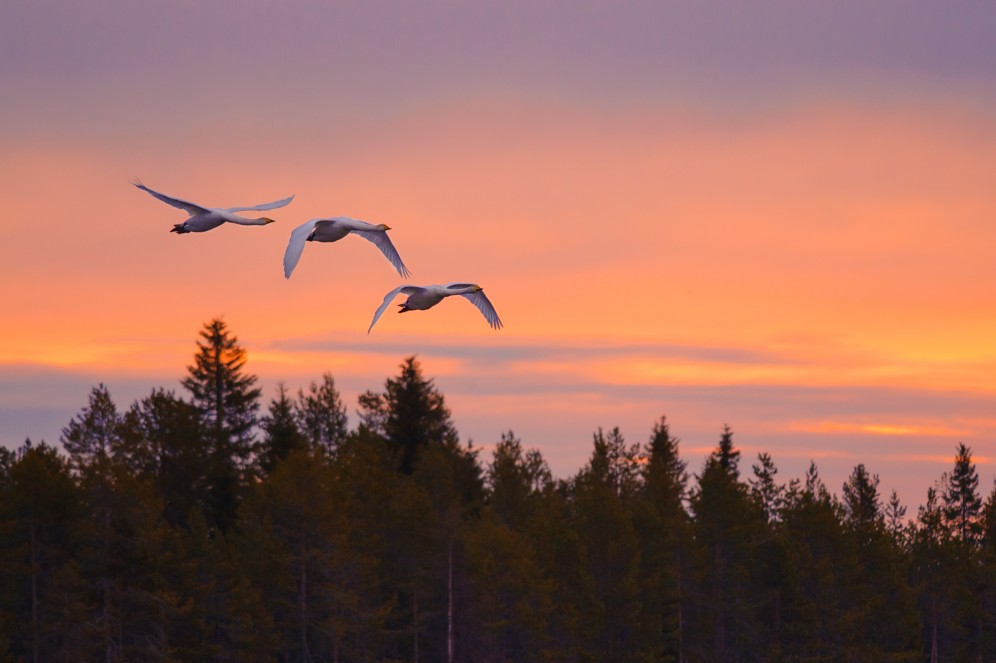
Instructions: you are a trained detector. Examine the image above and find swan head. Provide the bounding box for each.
[262,217,276,225]
[378,223,391,231]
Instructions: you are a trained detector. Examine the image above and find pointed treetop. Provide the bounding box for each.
[712,424,740,478]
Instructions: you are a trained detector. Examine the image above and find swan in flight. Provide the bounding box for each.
[283,217,411,278]
[133,181,293,233]
[368,283,503,333]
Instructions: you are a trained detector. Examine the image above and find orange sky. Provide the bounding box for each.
[2,1,996,507]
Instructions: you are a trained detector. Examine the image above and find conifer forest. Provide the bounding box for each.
[3,318,996,663]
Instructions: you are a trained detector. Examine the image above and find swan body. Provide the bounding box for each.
[133,181,293,233]
[368,283,503,333]
[284,217,410,278]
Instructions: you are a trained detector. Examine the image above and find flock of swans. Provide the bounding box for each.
[133,182,503,333]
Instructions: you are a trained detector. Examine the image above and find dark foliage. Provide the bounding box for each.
[1,322,992,661]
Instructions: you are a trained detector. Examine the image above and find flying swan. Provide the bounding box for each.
[368,283,503,333]
[283,217,411,278]
[133,181,294,233]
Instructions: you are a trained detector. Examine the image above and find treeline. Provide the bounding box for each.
[2,319,995,662]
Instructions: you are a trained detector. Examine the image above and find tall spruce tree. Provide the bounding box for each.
[571,427,643,659]
[635,416,689,662]
[943,443,982,544]
[688,426,762,661]
[181,318,261,531]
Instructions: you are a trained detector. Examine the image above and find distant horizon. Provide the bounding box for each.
[4,324,992,514]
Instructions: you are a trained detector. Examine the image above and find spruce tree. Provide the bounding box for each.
[635,416,689,662]
[296,372,349,456]
[358,356,457,474]
[127,388,209,527]
[259,383,307,474]
[842,463,882,532]
[943,443,982,544]
[181,318,261,531]
[60,384,124,472]
[749,452,783,523]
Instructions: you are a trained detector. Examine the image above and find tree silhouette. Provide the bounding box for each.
[943,443,982,544]
[259,383,307,474]
[358,356,457,474]
[181,318,261,531]
[296,372,348,457]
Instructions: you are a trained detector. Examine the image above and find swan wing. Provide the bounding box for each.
[133,181,209,215]
[283,219,320,279]
[461,289,503,330]
[368,285,421,333]
[225,194,294,213]
[352,229,412,277]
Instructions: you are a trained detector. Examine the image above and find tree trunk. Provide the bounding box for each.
[413,591,419,663]
[713,545,725,661]
[30,521,39,663]
[300,533,310,662]
[677,550,684,663]
[931,596,938,663]
[448,541,454,663]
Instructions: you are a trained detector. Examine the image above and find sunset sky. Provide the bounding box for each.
[2,1,995,507]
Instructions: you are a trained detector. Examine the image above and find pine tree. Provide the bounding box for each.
[688,426,763,661]
[885,490,908,541]
[486,431,551,530]
[943,443,982,544]
[749,452,784,524]
[571,427,643,659]
[635,415,689,662]
[714,424,740,477]
[0,442,84,661]
[181,318,262,531]
[842,464,882,532]
[296,372,349,456]
[127,388,210,527]
[259,383,307,474]
[181,317,261,466]
[358,356,457,474]
[60,384,124,472]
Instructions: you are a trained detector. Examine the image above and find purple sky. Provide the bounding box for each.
[3,1,996,509]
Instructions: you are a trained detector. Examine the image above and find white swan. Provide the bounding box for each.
[283,217,410,278]
[368,283,503,333]
[133,181,293,233]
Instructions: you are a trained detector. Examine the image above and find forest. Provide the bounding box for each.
[1,318,995,662]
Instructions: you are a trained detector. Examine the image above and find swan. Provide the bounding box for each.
[133,181,293,233]
[283,217,410,278]
[368,283,503,333]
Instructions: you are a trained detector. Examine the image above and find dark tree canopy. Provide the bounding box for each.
[4,322,996,661]
[180,318,262,531]
[296,372,348,456]
[181,317,261,465]
[358,356,458,474]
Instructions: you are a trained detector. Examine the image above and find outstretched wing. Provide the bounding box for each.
[352,229,412,278]
[226,194,295,213]
[368,285,421,334]
[283,219,319,279]
[461,289,503,330]
[133,181,209,215]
